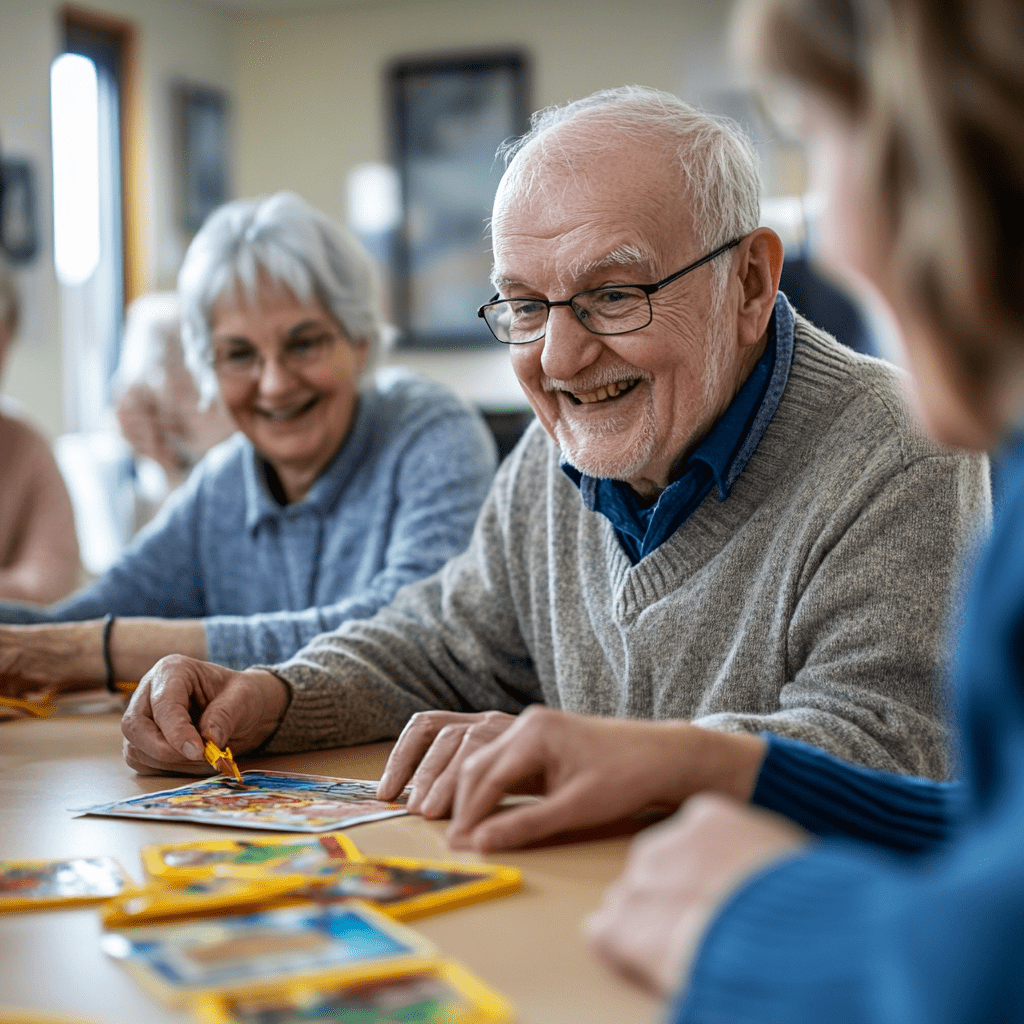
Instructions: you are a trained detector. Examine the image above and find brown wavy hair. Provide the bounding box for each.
[740,0,1024,412]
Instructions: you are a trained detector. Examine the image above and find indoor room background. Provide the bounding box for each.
[0,0,823,568]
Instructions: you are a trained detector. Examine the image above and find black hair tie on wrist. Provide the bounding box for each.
[102,613,117,693]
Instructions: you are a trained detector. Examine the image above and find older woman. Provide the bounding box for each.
[581,0,1024,1020]
[0,192,496,691]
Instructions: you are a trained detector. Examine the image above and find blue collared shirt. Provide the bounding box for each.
[562,292,796,564]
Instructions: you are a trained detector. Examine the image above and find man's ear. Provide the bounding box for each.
[734,227,783,348]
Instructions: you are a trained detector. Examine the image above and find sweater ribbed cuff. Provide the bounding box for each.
[753,734,954,853]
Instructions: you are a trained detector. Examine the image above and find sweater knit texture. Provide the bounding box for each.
[0,369,497,668]
[266,315,988,777]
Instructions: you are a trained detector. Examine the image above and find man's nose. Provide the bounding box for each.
[539,305,603,381]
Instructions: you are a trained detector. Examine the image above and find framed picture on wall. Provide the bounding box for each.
[387,50,530,349]
[173,84,230,232]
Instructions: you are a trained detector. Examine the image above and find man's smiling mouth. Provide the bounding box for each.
[256,395,321,421]
[565,378,642,405]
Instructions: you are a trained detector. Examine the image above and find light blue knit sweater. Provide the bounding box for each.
[0,368,497,667]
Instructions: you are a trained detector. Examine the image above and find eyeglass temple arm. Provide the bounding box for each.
[643,237,743,296]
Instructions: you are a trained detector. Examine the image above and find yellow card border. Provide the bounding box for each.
[140,832,361,881]
[191,957,516,1024]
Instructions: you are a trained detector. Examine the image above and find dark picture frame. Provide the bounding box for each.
[387,50,530,349]
[0,157,40,265]
[173,83,230,233]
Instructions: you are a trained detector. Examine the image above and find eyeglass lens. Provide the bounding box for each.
[213,333,336,380]
[484,286,651,344]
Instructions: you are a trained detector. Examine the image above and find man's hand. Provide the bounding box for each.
[376,710,518,815]
[444,706,769,851]
[585,794,808,995]
[121,654,290,776]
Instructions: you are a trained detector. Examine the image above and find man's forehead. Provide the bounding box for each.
[490,243,658,288]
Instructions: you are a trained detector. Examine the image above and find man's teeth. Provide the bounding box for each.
[572,379,638,404]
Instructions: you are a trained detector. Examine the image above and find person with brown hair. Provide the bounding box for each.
[0,262,81,603]
[575,1,1024,1019]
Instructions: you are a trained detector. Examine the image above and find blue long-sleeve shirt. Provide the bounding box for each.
[674,432,1024,1024]
[0,369,497,668]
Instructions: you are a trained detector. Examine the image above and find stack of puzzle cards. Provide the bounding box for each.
[99,902,436,1005]
[140,832,361,880]
[0,856,130,913]
[76,771,409,832]
[122,833,522,924]
[293,857,523,923]
[192,959,517,1023]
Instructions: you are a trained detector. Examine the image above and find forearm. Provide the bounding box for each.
[0,618,208,689]
[671,725,769,804]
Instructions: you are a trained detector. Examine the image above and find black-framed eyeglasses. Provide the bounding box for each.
[477,237,743,345]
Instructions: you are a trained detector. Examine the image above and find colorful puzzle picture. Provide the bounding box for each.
[0,857,130,913]
[298,859,522,922]
[142,833,360,880]
[100,902,434,1003]
[77,772,408,832]
[196,961,516,1024]
[100,874,303,928]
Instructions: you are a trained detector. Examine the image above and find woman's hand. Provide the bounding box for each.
[121,654,290,775]
[0,622,105,694]
[442,706,769,852]
[585,794,809,995]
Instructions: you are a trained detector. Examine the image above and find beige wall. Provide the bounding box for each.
[231,0,740,406]
[0,0,233,438]
[1,0,749,432]
[233,0,737,224]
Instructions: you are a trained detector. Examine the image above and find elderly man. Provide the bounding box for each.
[122,88,987,829]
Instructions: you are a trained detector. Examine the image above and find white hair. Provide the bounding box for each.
[178,191,382,403]
[112,291,180,398]
[497,86,763,292]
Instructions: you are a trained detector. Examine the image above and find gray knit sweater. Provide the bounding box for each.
[265,319,990,778]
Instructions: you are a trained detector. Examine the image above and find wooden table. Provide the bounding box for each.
[0,711,658,1023]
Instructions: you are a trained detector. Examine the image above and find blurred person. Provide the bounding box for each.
[0,192,496,693]
[112,291,235,529]
[118,89,984,794]
[572,2,1024,1021]
[0,261,81,603]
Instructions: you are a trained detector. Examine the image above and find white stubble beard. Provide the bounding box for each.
[553,290,732,484]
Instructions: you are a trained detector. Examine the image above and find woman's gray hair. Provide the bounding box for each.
[498,85,763,293]
[178,191,382,403]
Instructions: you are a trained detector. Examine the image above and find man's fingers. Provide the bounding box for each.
[453,779,598,851]
[196,686,251,751]
[378,712,466,801]
[406,725,468,814]
[122,736,215,777]
[148,688,205,762]
[447,729,546,841]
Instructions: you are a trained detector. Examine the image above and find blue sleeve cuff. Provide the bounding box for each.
[752,734,957,853]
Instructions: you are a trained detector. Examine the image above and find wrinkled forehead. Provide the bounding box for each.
[491,131,692,274]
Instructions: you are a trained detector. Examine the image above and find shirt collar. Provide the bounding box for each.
[243,389,376,533]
